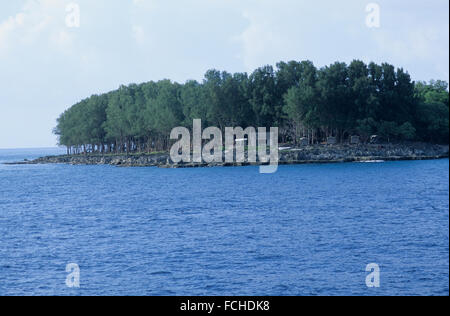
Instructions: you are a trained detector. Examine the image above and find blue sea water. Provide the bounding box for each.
[0,148,448,296]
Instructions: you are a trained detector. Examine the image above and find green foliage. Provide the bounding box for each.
[415,102,449,144]
[415,80,449,105]
[414,80,449,144]
[54,60,449,154]
[398,122,416,140]
[356,117,378,141]
[377,121,400,142]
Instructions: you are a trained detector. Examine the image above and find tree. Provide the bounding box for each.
[316,62,352,140]
[54,60,449,154]
[414,81,449,144]
[248,65,280,128]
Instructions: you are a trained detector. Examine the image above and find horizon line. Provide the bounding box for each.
[0,146,63,150]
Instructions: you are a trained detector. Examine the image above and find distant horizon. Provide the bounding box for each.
[0,146,65,150]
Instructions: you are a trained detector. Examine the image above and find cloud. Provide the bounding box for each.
[366,1,449,80]
[236,10,277,71]
[0,0,76,56]
[234,1,361,71]
[234,0,449,81]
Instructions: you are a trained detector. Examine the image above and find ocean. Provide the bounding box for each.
[0,148,448,296]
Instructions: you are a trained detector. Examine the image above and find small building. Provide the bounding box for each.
[350,135,360,144]
[300,137,309,146]
[327,136,337,145]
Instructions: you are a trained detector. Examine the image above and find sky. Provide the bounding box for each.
[0,0,448,149]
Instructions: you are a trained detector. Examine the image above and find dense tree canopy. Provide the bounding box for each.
[54,60,449,154]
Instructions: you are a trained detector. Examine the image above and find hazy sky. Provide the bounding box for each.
[0,0,448,148]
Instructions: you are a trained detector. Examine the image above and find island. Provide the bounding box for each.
[8,59,449,167]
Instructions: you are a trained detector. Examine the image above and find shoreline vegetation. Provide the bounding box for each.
[7,59,447,168]
[53,60,449,156]
[6,142,449,168]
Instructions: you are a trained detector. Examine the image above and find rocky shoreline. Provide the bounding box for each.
[5,143,449,168]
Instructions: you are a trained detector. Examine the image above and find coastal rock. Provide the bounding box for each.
[7,142,449,168]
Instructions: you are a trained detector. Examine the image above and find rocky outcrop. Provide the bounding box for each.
[26,153,170,167]
[277,143,449,164]
[5,143,449,168]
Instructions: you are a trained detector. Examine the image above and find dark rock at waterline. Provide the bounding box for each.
[4,143,449,168]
